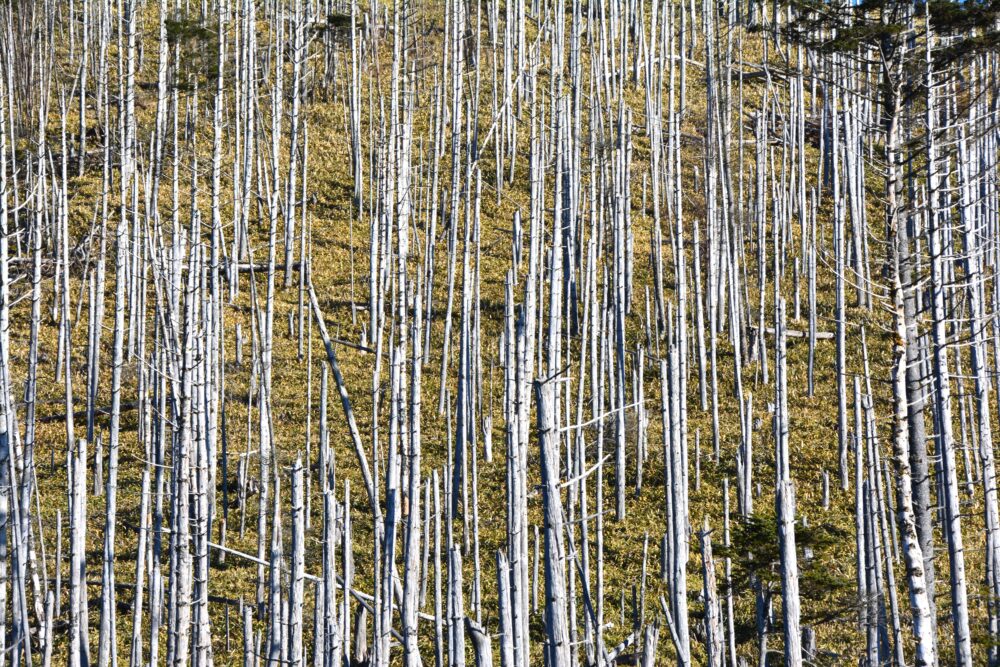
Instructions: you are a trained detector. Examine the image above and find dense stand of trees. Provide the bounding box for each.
[0,0,999,664]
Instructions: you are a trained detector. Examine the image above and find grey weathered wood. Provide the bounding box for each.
[449,545,465,667]
[465,617,493,667]
[536,380,570,667]
[495,550,514,667]
[69,438,89,667]
[775,301,802,667]
[699,519,723,667]
[290,457,306,667]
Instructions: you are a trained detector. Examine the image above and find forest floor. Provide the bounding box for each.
[11,3,996,665]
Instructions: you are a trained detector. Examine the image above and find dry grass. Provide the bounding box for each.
[11,2,996,665]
